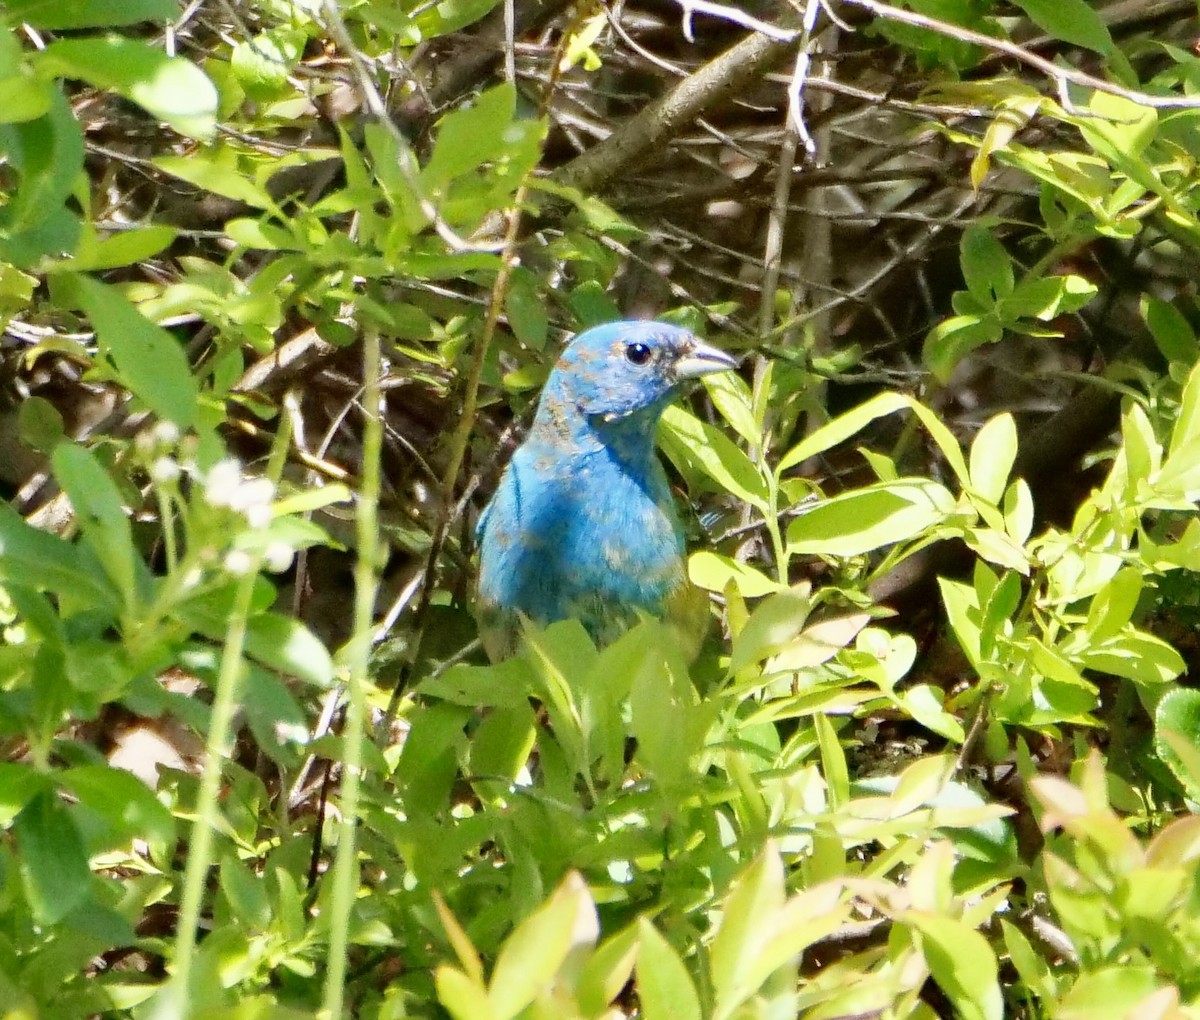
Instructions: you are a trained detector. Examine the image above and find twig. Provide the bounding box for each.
[840,0,1200,110]
[382,20,581,726]
[674,0,799,42]
[786,0,827,155]
[556,24,797,194]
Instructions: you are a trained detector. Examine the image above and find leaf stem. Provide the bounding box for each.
[321,323,384,1017]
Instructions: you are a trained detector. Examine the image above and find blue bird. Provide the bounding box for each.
[475,320,736,660]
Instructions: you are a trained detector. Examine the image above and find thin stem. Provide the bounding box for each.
[841,0,1200,110]
[164,437,292,1018]
[384,24,577,725]
[321,324,384,1017]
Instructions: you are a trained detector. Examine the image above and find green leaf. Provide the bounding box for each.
[219,853,272,930]
[568,281,621,327]
[395,702,470,813]
[1009,0,1114,55]
[730,588,811,673]
[923,313,1003,383]
[0,764,52,825]
[469,704,536,786]
[1122,402,1161,489]
[241,666,311,765]
[4,0,178,29]
[1055,966,1161,1018]
[968,413,1017,505]
[70,224,178,271]
[900,684,965,742]
[17,395,65,453]
[704,370,759,446]
[659,406,770,510]
[488,873,598,1020]
[13,790,93,925]
[1084,567,1142,644]
[52,444,139,607]
[636,919,702,1020]
[0,500,117,608]
[423,83,517,187]
[629,637,705,790]
[1003,478,1034,543]
[61,764,175,859]
[777,391,908,474]
[710,847,784,1015]
[1000,920,1058,1003]
[940,577,981,666]
[241,613,335,688]
[1144,297,1198,363]
[412,0,502,39]
[815,711,849,807]
[230,29,306,101]
[56,274,198,427]
[787,478,955,557]
[437,966,493,1020]
[1077,630,1184,685]
[577,926,640,1018]
[1168,358,1200,462]
[1155,689,1200,801]
[0,68,53,124]
[963,527,1030,574]
[908,912,1003,1020]
[1077,91,1158,165]
[688,551,782,598]
[1000,275,1078,323]
[504,270,548,349]
[154,150,272,207]
[0,88,83,246]
[960,225,1013,304]
[35,36,217,139]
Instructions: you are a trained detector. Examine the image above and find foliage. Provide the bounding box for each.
[3,0,1200,1018]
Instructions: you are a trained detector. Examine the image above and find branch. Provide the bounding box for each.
[673,0,799,42]
[555,27,796,194]
[840,0,1200,110]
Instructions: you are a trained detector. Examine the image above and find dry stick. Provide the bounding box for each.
[556,25,798,194]
[673,0,800,42]
[839,0,1200,110]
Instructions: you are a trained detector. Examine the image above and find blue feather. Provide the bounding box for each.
[476,320,735,659]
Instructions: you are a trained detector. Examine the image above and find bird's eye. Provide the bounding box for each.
[625,342,652,365]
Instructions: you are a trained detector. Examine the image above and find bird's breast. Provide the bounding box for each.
[477,441,686,631]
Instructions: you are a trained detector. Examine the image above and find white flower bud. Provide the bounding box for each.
[150,457,180,484]
[263,542,294,573]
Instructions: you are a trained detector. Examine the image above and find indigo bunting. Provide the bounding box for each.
[475,320,736,660]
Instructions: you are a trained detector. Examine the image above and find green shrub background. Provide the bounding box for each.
[3,0,1200,1017]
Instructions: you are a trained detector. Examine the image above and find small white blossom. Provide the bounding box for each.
[263,542,295,573]
[224,550,253,575]
[229,477,275,515]
[150,457,180,484]
[244,503,273,529]
[153,421,181,446]
[204,459,244,507]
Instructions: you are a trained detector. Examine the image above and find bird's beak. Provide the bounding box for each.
[672,340,737,380]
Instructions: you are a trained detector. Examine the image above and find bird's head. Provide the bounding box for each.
[544,321,737,426]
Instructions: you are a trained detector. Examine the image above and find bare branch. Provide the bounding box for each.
[840,0,1200,110]
[673,0,800,42]
[556,26,797,194]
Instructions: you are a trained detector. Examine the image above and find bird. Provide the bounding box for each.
[475,319,736,660]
